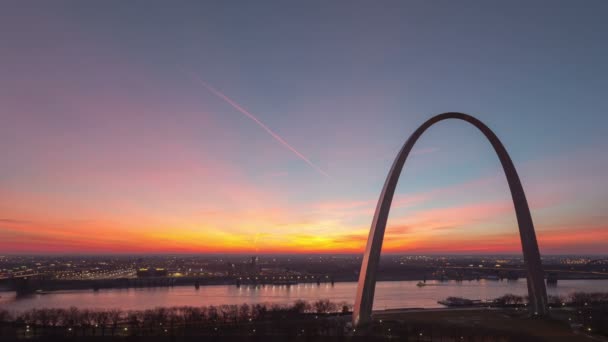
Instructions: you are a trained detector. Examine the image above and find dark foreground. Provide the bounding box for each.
[2,294,607,342]
[1,307,607,342]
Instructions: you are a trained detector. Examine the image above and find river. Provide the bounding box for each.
[1,279,606,313]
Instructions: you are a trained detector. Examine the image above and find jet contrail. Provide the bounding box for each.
[185,71,329,177]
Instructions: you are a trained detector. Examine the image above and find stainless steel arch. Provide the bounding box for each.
[353,112,548,325]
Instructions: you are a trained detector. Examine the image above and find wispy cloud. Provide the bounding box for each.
[184,70,329,177]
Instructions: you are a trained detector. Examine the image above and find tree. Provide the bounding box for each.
[188,307,203,329]
[79,309,95,336]
[154,307,168,330]
[108,309,122,336]
[239,303,251,321]
[495,294,524,306]
[93,310,109,336]
[207,306,219,323]
[166,307,179,333]
[219,305,238,323]
[35,309,51,334]
[180,306,202,333]
[292,300,311,314]
[65,307,80,331]
[48,308,62,332]
[252,304,267,320]
[127,310,143,335]
[313,299,337,314]
[339,302,352,314]
[21,309,37,335]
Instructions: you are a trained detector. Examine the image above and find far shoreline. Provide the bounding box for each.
[2,274,608,294]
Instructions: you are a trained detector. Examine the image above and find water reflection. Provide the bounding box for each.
[1,279,606,313]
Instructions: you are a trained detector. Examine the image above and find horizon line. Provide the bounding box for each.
[3,252,606,257]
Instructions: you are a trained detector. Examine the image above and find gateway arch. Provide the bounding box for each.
[353,112,548,325]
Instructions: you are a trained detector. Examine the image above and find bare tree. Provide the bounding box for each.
[191,307,204,327]
[166,307,179,333]
[227,305,238,323]
[79,309,95,336]
[127,310,143,335]
[313,299,337,314]
[207,306,219,323]
[35,309,51,335]
[495,294,524,305]
[338,301,352,314]
[154,307,168,330]
[93,310,109,336]
[292,300,311,314]
[65,306,80,332]
[182,306,202,332]
[48,308,62,332]
[218,305,236,323]
[239,303,251,321]
[20,309,37,335]
[108,309,122,336]
[252,304,266,320]
[142,309,155,336]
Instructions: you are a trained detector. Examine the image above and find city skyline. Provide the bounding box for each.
[2,1,608,255]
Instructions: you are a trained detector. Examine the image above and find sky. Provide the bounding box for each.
[1,1,607,255]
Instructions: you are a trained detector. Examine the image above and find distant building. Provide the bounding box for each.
[136,267,168,278]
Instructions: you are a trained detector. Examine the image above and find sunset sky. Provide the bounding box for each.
[1,1,607,255]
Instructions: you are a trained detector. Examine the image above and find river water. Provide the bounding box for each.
[1,279,606,313]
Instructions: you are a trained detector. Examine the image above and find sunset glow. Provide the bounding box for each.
[1,2,607,255]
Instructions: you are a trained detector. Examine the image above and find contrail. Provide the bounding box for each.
[185,71,329,177]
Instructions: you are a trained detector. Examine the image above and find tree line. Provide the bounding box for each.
[493,291,608,306]
[1,293,606,339]
[0,299,351,337]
